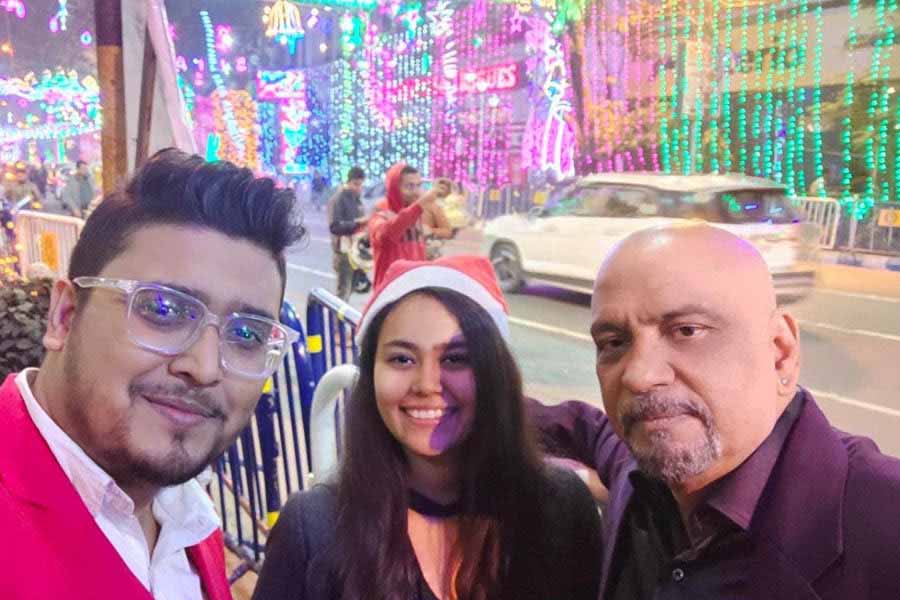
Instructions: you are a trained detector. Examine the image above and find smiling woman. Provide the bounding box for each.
[253,256,603,600]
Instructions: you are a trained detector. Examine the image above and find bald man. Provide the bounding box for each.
[531,224,900,600]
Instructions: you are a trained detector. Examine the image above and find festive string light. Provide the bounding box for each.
[210,90,259,168]
[811,5,825,195]
[2,0,25,20]
[215,25,234,53]
[842,0,860,208]
[263,0,305,54]
[49,0,68,32]
[161,0,900,209]
[720,0,734,172]
[201,10,246,160]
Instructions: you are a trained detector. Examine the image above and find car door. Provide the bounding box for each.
[525,185,610,281]
[513,183,582,277]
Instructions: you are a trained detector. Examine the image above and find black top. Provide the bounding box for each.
[327,188,364,240]
[252,467,602,600]
[607,393,804,600]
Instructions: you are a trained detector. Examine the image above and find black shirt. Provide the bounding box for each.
[608,393,805,600]
[327,188,364,252]
[252,467,602,600]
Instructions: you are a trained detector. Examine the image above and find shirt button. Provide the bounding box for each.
[672,567,686,582]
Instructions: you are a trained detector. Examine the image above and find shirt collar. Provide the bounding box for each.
[703,390,805,530]
[153,477,221,557]
[16,368,127,518]
[16,369,220,547]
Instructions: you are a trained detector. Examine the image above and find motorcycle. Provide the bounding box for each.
[347,231,373,294]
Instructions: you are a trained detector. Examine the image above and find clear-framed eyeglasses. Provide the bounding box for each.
[72,277,298,380]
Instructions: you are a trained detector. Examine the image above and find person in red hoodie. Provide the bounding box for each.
[368,163,451,288]
[0,149,305,600]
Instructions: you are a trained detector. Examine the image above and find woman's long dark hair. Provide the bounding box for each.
[333,288,551,600]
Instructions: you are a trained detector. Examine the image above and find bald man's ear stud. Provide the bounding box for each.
[780,378,789,385]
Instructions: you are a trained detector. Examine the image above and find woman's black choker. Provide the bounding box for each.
[408,489,462,518]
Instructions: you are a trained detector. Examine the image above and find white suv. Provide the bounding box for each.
[485,173,820,303]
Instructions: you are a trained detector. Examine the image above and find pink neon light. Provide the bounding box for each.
[457,62,521,95]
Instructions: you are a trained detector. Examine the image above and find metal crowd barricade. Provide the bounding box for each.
[848,201,900,255]
[12,210,84,278]
[795,196,840,249]
[212,300,319,583]
[213,292,364,583]
[305,287,363,477]
[471,185,537,222]
[306,287,362,381]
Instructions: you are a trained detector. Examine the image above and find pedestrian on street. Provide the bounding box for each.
[29,160,49,198]
[368,163,450,288]
[4,161,43,208]
[327,166,367,301]
[310,169,328,212]
[62,160,96,218]
[253,255,601,600]
[530,223,900,600]
[0,149,306,600]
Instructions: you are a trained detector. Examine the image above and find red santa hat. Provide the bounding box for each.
[356,255,510,343]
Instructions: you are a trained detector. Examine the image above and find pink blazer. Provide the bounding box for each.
[0,374,233,599]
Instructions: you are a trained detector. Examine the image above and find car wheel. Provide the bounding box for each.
[352,270,372,294]
[491,243,524,293]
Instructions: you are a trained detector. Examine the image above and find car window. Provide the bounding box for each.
[716,189,799,224]
[546,186,660,218]
[657,192,722,220]
[607,188,656,217]
[573,187,615,216]
[544,193,582,216]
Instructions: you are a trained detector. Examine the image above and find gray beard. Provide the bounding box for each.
[631,428,723,486]
[622,393,723,486]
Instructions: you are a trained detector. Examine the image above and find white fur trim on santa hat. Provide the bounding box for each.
[357,265,510,343]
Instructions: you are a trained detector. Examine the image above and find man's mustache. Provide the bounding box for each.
[129,382,224,419]
[621,393,712,435]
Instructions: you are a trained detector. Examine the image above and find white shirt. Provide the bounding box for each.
[16,369,220,600]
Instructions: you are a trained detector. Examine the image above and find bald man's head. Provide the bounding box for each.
[589,223,800,497]
[596,222,775,311]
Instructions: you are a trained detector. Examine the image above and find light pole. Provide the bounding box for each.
[477,84,488,181]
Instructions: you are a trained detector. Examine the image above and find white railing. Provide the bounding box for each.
[14,210,84,278]
[796,196,840,249]
[308,363,358,486]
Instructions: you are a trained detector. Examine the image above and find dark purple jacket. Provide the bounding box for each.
[531,389,900,599]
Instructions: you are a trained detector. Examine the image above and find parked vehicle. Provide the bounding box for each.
[485,173,821,303]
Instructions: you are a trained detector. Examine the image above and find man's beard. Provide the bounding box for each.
[61,338,224,489]
[620,392,722,486]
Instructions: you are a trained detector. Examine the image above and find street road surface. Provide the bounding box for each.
[284,210,900,457]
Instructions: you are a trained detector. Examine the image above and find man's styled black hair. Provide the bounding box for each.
[68,148,306,290]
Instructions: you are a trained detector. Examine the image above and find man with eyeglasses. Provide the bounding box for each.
[0,149,305,599]
[368,162,451,288]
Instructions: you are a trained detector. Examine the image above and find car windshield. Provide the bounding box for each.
[539,184,801,224]
[713,189,800,224]
[653,188,800,223]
